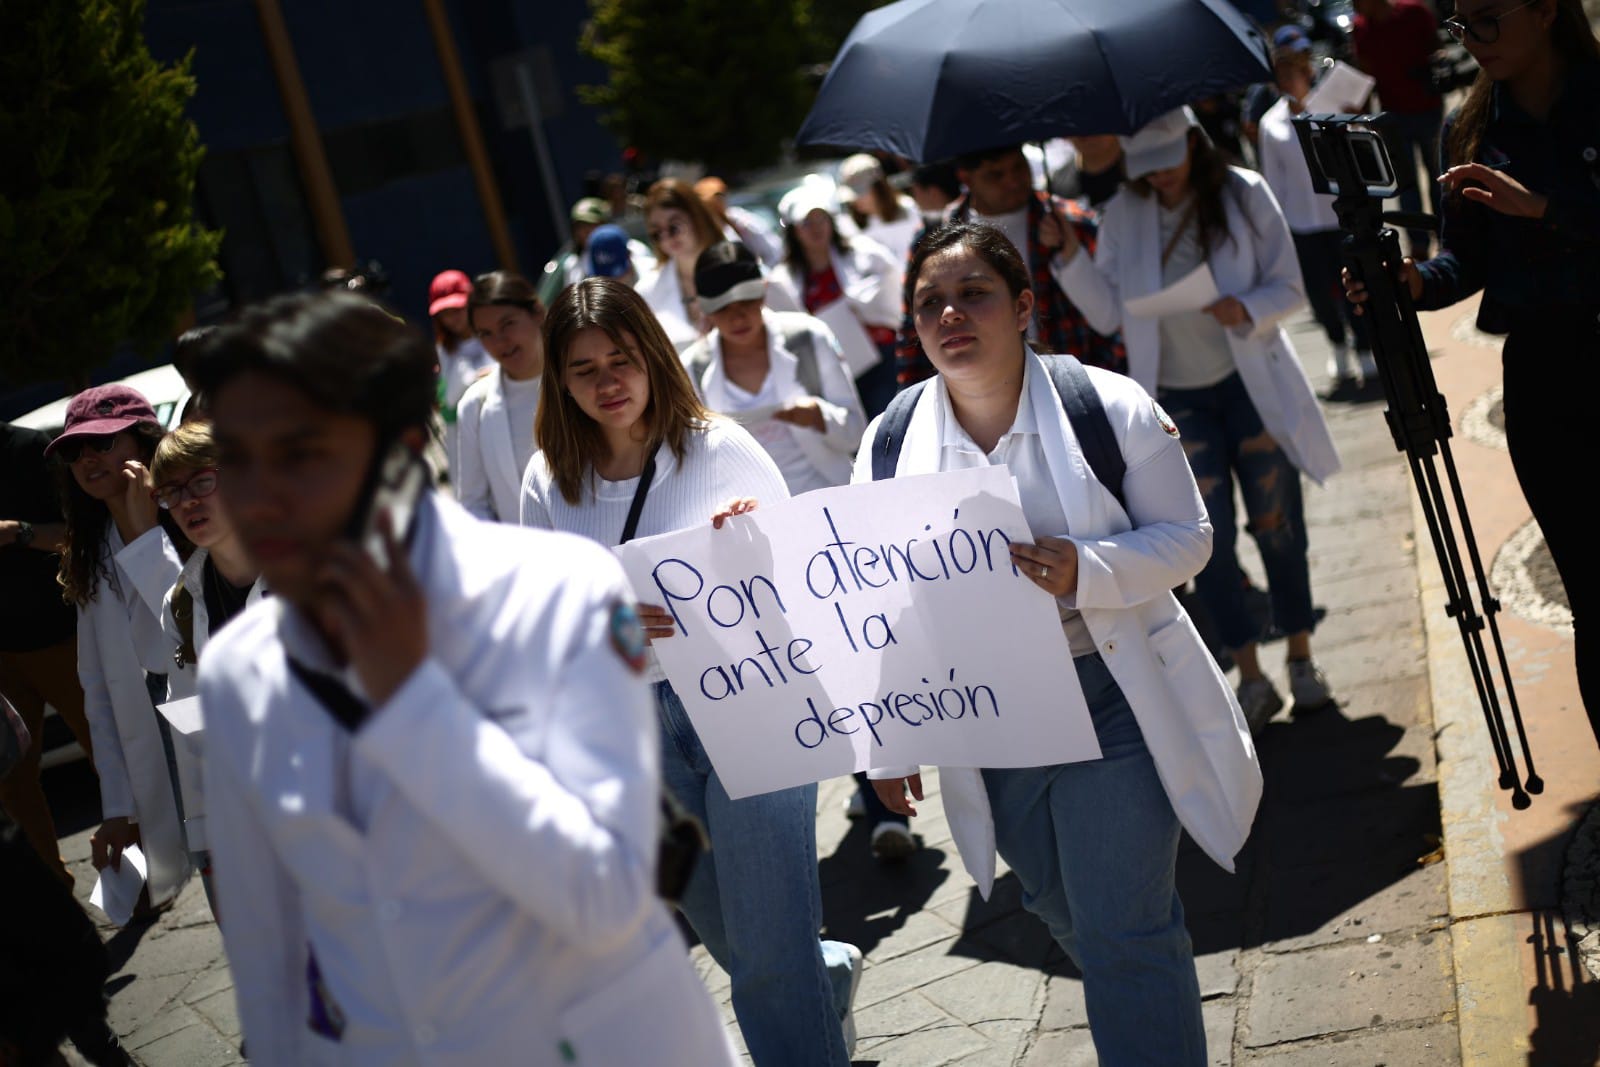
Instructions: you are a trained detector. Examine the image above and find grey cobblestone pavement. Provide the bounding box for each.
[41,311,1464,1065]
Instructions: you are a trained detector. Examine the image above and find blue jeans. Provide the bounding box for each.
[1159,373,1316,651]
[982,654,1205,1067]
[655,682,857,1066]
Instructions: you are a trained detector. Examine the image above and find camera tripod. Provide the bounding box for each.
[1295,114,1542,808]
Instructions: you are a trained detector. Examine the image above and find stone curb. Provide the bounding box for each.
[1411,453,1529,1066]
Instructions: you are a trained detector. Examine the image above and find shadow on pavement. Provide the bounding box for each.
[817,818,950,958]
[1519,808,1600,1065]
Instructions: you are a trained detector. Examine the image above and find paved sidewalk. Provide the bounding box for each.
[42,307,1559,1065]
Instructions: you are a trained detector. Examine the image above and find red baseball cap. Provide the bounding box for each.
[428,270,472,317]
[45,384,161,458]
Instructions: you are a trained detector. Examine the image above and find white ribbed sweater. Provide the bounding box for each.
[520,417,791,682]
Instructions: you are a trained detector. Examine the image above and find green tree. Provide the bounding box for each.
[0,0,222,388]
[581,0,811,173]
[797,0,891,66]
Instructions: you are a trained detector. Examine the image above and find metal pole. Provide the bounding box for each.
[514,62,571,247]
[423,0,520,271]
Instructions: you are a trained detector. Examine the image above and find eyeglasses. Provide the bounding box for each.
[1443,0,1538,44]
[55,434,120,464]
[648,220,685,243]
[152,468,220,510]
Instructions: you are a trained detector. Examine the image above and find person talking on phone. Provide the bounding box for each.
[521,278,866,1066]
[1345,0,1600,748]
[190,291,735,1066]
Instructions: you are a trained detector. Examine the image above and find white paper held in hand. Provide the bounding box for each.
[1303,61,1377,114]
[90,843,149,926]
[1124,263,1222,318]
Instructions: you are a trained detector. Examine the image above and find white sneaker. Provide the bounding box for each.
[1237,676,1284,734]
[1288,658,1335,710]
[1326,343,1353,382]
[1356,351,1378,382]
[844,791,866,819]
[839,942,864,1057]
[870,821,916,862]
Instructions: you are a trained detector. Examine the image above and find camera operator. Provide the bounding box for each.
[1346,0,1600,748]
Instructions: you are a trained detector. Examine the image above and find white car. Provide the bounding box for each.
[12,363,191,768]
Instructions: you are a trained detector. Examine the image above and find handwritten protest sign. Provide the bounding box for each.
[615,466,1100,799]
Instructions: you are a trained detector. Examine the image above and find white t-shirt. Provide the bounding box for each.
[1154,197,1237,391]
[501,373,542,482]
[722,375,828,495]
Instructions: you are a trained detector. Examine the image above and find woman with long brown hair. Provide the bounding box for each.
[1348,0,1600,746]
[45,386,192,910]
[1054,106,1341,731]
[521,278,865,1066]
[633,179,727,351]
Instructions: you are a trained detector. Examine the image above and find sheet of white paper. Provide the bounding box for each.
[89,844,148,926]
[1303,61,1376,114]
[616,467,1101,800]
[812,299,882,376]
[157,695,204,743]
[1124,263,1221,318]
[725,404,785,426]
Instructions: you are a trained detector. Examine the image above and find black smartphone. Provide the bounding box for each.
[346,439,429,567]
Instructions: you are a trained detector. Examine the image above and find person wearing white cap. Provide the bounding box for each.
[836,153,921,263]
[1257,29,1379,390]
[1053,106,1342,731]
[770,183,903,418]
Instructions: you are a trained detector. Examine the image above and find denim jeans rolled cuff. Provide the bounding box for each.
[653,681,856,1066]
[1159,374,1317,649]
[982,653,1205,1066]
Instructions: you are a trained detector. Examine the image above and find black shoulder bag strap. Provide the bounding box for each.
[612,445,709,901]
[618,449,658,546]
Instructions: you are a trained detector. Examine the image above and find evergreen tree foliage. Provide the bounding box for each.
[0,0,222,387]
[581,0,813,173]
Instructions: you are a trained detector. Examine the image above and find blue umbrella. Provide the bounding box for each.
[796,0,1272,162]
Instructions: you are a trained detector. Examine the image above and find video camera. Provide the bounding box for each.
[1291,114,1542,808]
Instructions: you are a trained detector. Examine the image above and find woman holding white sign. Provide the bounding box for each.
[863,222,1262,1067]
[1051,106,1341,731]
[520,277,865,1067]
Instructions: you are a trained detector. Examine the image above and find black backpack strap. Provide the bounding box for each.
[1041,355,1127,511]
[869,380,929,481]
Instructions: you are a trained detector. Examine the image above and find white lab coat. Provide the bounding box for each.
[437,338,493,480]
[769,234,904,332]
[122,546,268,852]
[82,524,190,904]
[1056,166,1341,484]
[454,367,537,523]
[688,309,866,491]
[198,495,733,1066]
[855,350,1263,898]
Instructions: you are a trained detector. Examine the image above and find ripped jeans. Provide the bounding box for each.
[1159,372,1315,651]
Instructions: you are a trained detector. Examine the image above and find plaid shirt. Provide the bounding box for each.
[896,191,1127,384]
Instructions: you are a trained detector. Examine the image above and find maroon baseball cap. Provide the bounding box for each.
[44,384,160,458]
[428,269,472,317]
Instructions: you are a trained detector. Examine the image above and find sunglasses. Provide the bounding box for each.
[55,434,120,464]
[152,467,220,510]
[1443,0,1538,44]
[648,220,686,243]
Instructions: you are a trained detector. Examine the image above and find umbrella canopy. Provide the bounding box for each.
[797,0,1272,162]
